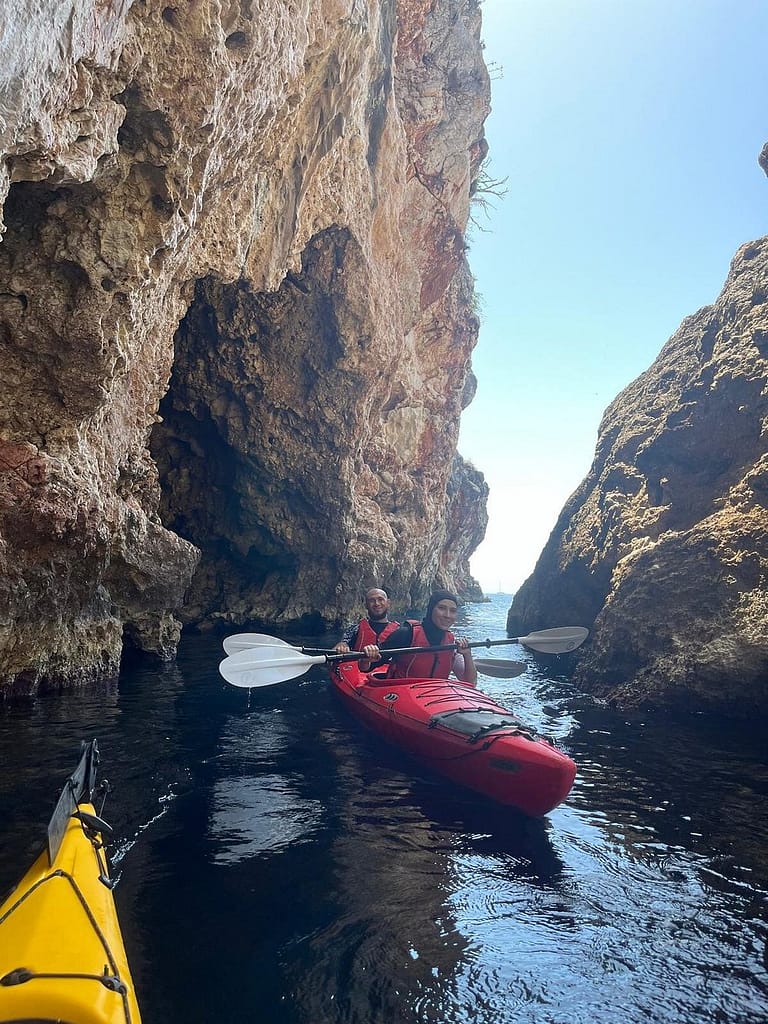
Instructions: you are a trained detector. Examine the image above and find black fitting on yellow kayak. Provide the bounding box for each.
[1,967,34,985]
[0,966,127,994]
[72,809,114,836]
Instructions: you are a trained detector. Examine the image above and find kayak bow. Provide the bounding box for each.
[0,740,142,1024]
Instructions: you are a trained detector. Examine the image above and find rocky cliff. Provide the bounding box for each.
[508,229,768,716]
[0,0,490,693]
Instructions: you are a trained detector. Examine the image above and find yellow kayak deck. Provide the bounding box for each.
[0,800,141,1024]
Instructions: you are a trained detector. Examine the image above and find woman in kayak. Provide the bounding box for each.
[360,589,477,685]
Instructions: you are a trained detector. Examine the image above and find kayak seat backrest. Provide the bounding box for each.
[365,668,400,685]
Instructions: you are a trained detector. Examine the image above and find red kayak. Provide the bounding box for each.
[329,662,576,816]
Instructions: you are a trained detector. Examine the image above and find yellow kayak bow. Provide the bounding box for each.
[0,740,141,1024]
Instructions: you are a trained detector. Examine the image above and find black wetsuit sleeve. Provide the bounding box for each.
[372,619,400,639]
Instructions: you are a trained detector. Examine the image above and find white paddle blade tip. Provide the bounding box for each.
[222,632,293,656]
[520,626,589,654]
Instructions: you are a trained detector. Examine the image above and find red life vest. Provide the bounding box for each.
[353,618,399,651]
[386,621,455,679]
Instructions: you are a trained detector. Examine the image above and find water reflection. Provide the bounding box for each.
[565,704,768,882]
[204,684,341,871]
[276,708,569,1023]
[1,605,767,1023]
[209,770,324,862]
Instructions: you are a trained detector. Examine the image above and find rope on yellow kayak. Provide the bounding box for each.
[0,860,134,1024]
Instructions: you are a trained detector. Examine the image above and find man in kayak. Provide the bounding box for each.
[334,587,400,653]
[360,589,477,685]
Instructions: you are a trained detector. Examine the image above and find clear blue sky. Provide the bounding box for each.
[459,0,768,593]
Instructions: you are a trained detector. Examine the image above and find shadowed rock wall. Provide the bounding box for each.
[0,0,490,691]
[508,232,768,716]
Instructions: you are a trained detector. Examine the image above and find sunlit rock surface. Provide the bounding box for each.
[508,233,768,715]
[0,1,490,691]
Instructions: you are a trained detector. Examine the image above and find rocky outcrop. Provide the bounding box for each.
[508,233,768,716]
[438,452,488,600]
[0,1,489,692]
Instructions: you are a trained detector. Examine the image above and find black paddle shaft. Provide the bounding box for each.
[327,637,517,664]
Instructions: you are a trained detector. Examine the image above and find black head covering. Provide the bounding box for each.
[425,590,459,619]
[422,590,460,642]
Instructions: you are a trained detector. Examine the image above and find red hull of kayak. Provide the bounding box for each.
[329,662,576,816]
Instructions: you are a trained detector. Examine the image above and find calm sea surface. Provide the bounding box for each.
[1,594,766,1023]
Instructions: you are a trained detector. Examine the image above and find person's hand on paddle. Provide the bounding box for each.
[454,637,477,685]
[359,643,380,671]
[334,642,350,653]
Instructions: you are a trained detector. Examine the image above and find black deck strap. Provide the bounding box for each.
[471,724,537,745]
[0,869,119,975]
[0,867,134,1021]
[0,966,127,994]
[427,708,487,728]
[422,690,502,709]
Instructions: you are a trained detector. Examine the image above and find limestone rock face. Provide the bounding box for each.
[508,235,768,715]
[439,453,488,601]
[0,0,489,691]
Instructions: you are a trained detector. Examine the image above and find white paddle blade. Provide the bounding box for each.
[474,658,527,678]
[218,656,311,688]
[218,648,326,688]
[519,626,589,654]
[223,632,295,656]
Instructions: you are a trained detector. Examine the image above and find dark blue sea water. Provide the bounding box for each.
[1,594,767,1023]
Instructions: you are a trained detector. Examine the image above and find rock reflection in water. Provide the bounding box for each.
[204,707,326,863]
[208,774,324,862]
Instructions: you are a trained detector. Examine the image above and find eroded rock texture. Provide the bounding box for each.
[508,235,768,715]
[0,1,490,691]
